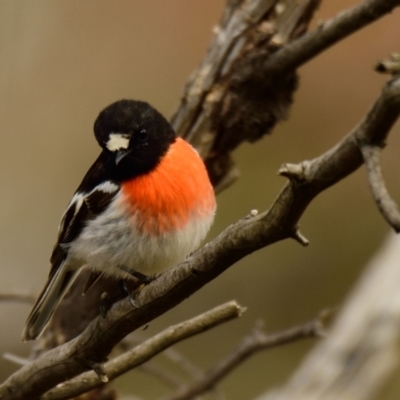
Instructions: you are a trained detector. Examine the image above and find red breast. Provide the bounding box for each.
[120,138,215,234]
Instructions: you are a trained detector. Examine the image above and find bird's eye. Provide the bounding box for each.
[138,129,148,142]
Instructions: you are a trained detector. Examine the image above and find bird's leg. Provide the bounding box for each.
[118,278,131,296]
[99,278,131,317]
[117,265,155,284]
[117,265,157,308]
[118,278,141,308]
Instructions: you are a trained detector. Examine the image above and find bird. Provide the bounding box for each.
[22,99,216,341]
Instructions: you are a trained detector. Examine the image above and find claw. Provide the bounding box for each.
[99,292,113,317]
[128,283,146,308]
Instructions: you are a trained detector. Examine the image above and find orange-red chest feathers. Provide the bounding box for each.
[120,138,215,234]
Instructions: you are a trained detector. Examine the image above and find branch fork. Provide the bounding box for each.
[278,160,313,183]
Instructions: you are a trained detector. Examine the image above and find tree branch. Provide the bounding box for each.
[42,301,245,400]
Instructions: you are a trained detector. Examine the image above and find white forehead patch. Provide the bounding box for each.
[106,133,130,152]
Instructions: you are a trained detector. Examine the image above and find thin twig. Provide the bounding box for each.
[42,301,245,400]
[126,333,204,380]
[139,350,227,400]
[163,347,204,380]
[123,330,226,398]
[138,362,227,400]
[161,312,330,400]
[138,363,183,389]
[3,353,30,367]
[360,144,400,232]
[152,346,227,399]
[0,292,36,304]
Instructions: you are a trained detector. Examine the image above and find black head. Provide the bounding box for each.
[94,99,176,181]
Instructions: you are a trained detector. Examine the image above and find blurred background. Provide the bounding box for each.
[1,1,400,399]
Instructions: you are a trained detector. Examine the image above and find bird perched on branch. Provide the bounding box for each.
[22,99,216,341]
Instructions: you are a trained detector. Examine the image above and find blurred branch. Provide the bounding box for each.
[360,144,400,232]
[162,312,330,400]
[3,353,29,367]
[0,292,36,304]
[41,301,245,400]
[257,233,400,400]
[139,362,227,400]
[127,334,227,399]
[162,347,204,380]
[137,363,183,389]
[125,333,204,380]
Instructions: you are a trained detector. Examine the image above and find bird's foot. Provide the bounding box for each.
[117,266,157,307]
[99,268,156,316]
[119,278,142,308]
[117,265,155,284]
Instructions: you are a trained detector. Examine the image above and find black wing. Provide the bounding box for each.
[49,151,120,275]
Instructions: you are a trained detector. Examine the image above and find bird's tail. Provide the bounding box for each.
[22,264,79,341]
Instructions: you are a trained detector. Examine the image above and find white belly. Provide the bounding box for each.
[67,192,214,279]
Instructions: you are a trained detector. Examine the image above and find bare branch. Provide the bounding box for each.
[42,301,245,400]
[162,312,330,400]
[360,144,400,232]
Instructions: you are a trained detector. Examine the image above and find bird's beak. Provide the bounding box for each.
[115,149,131,165]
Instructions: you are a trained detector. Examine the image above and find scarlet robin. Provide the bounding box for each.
[22,99,216,341]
